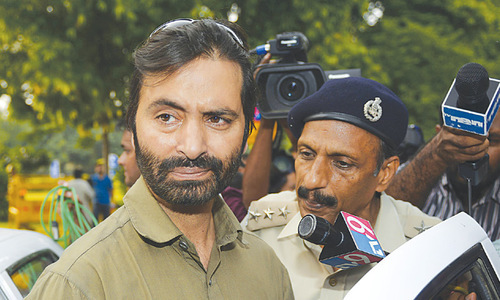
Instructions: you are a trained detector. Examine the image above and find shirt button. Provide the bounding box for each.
[209,279,212,286]
[328,277,337,287]
[179,241,189,251]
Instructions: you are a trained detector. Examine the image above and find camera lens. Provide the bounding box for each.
[279,76,306,102]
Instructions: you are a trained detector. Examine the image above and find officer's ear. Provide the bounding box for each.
[375,156,399,193]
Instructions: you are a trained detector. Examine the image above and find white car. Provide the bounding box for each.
[346,212,500,299]
[0,228,63,299]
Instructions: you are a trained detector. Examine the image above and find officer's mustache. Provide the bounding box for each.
[297,186,338,207]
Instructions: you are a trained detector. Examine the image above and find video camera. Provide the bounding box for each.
[254,32,361,119]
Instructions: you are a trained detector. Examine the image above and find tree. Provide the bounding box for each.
[1,0,499,149]
[359,0,500,138]
[0,0,207,172]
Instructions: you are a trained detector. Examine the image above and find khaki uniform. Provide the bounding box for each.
[242,191,441,300]
[27,177,293,300]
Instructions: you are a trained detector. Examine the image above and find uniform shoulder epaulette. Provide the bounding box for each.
[245,191,299,232]
[403,214,442,239]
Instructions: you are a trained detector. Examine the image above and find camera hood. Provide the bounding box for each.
[255,63,326,119]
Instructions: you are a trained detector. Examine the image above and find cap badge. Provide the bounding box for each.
[364,97,383,122]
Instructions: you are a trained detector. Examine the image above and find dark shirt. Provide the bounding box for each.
[423,173,500,240]
[221,186,247,222]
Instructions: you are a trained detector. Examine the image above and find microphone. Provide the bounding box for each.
[455,64,490,189]
[441,63,500,213]
[298,212,386,270]
[455,63,490,114]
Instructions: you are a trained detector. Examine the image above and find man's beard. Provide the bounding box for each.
[297,186,338,207]
[135,140,241,207]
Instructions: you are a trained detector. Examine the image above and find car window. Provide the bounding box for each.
[418,244,500,300]
[7,250,59,297]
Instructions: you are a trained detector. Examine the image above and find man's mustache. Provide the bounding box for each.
[159,155,223,174]
[297,186,338,207]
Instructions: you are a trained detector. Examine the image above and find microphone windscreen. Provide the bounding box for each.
[298,214,343,246]
[455,63,490,113]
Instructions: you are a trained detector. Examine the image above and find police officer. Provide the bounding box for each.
[242,77,441,299]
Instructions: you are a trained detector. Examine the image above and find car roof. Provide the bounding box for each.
[0,228,63,271]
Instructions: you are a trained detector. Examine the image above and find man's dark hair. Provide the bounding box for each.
[374,139,398,176]
[126,18,256,143]
[73,168,84,179]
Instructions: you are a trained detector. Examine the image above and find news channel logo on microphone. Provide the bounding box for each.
[298,212,385,270]
[253,32,361,119]
[441,62,500,136]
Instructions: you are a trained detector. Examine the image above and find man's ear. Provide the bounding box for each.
[130,132,136,150]
[376,156,400,193]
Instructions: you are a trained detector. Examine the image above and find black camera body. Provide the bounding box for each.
[255,32,327,119]
[256,63,326,119]
[255,32,361,119]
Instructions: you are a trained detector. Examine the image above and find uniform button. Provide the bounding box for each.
[209,279,212,286]
[179,241,189,251]
[328,277,337,287]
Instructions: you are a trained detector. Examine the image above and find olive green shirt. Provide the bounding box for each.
[26,177,293,299]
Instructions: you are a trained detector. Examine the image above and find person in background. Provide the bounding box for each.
[219,154,248,222]
[386,113,500,241]
[242,117,297,208]
[26,18,292,299]
[67,168,95,225]
[90,159,113,222]
[241,53,297,209]
[397,124,425,165]
[242,77,442,299]
[118,127,141,188]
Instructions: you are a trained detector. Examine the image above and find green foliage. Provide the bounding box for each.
[1,0,499,146]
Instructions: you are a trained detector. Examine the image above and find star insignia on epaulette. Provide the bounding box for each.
[248,210,262,221]
[414,220,432,234]
[278,205,291,219]
[263,208,275,220]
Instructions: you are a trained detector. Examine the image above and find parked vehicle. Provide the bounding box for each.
[0,228,63,299]
[346,212,500,299]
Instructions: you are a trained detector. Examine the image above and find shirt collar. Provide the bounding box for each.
[277,211,302,239]
[373,192,407,252]
[124,176,243,246]
[443,173,500,206]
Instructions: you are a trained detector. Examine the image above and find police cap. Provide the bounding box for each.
[287,77,409,149]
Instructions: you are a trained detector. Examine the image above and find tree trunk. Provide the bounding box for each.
[102,127,109,175]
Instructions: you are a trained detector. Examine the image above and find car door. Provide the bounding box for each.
[345,212,500,299]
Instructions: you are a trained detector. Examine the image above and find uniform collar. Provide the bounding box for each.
[124,176,243,246]
[277,211,325,265]
[373,192,407,252]
[277,211,302,240]
[274,192,407,252]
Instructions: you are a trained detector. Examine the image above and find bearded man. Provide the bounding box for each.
[27,18,293,299]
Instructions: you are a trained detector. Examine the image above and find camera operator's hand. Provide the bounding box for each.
[242,51,299,208]
[253,53,272,78]
[387,124,489,209]
[433,124,489,167]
